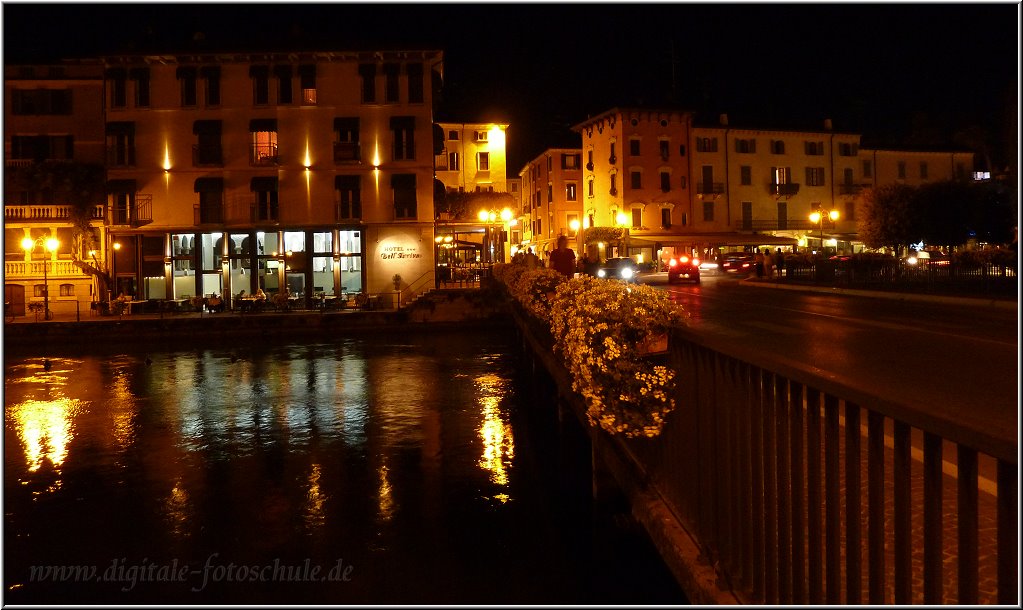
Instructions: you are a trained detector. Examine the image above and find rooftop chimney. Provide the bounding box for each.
[719,113,729,126]
[824,118,833,131]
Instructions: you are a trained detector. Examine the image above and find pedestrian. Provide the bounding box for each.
[772,248,785,278]
[763,248,774,279]
[753,248,765,278]
[549,234,576,277]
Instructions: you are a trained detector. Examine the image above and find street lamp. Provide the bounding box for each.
[478,207,513,263]
[22,235,60,320]
[809,205,839,254]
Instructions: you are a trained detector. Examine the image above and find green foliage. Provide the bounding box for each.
[436,190,516,220]
[857,183,917,251]
[583,226,626,245]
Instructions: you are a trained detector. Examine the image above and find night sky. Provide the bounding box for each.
[3,3,1019,171]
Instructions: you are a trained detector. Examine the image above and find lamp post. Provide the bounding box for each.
[22,235,60,320]
[478,207,513,263]
[809,206,839,254]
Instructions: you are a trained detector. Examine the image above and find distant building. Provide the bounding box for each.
[434,122,509,195]
[4,62,107,316]
[517,148,582,256]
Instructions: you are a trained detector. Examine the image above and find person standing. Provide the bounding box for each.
[773,248,785,278]
[549,235,577,277]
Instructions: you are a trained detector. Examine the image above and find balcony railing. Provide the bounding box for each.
[5,159,34,169]
[192,145,223,167]
[770,183,801,197]
[697,182,725,195]
[333,142,361,163]
[839,184,863,195]
[5,204,105,222]
[4,259,87,278]
[251,144,279,166]
[110,194,153,227]
[735,219,818,232]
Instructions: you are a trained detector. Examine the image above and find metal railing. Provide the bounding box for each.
[621,326,1017,605]
[5,204,105,222]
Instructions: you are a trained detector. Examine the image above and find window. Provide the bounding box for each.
[106,68,127,108]
[609,174,617,196]
[200,66,220,106]
[696,137,718,152]
[274,65,292,104]
[770,140,785,154]
[106,122,135,167]
[629,139,640,156]
[897,161,906,179]
[299,64,316,104]
[392,174,417,219]
[130,68,150,107]
[448,152,459,171]
[177,66,197,107]
[703,201,714,222]
[390,116,416,161]
[566,182,577,201]
[547,156,552,172]
[547,183,553,203]
[249,120,278,165]
[609,142,617,163]
[335,176,362,220]
[586,150,594,170]
[735,138,756,153]
[250,65,269,105]
[660,171,671,193]
[192,120,222,165]
[195,178,224,224]
[805,167,826,186]
[10,135,74,161]
[679,176,687,189]
[773,167,792,183]
[838,142,858,156]
[474,130,488,142]
[359,64,376,103]
[384,63,400,103]
[59,284,75,297]
[12,89,73,115]
[844,199,856,222]
[588,177,594,198]
[33,285,47,297]
[661,208,672,228]
[333,118,361,162]
[448,130,459,141]
[632,209,642,228]
[407,63,424,103]
[659,139,670,160]
[477,151,490,171]
[920,162,928,179]
[863,160,873,178]
[630,171,642,189]
[740,165,752,185]
[251,176,279,222]
[804,141,824,155]
[562,153,580,169]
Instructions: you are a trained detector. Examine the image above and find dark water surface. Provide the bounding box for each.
[4,329,685,605]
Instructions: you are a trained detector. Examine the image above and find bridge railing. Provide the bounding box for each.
[622,325,1017,605]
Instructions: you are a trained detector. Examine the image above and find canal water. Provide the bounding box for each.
[4,328,686,605]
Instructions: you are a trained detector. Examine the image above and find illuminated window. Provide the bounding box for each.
[566,182,577,201]
[299,64,316,104]
[474,131,488,142]
[477,151,490,171]
[59,284,75,297]
[249,120,278,166]
[772,167,792,184]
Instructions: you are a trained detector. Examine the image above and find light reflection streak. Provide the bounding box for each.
[9,398,83,474]
[377,460,395,522]
[475,373,515,492]
[164,477,191,538]
[305,463,326,529]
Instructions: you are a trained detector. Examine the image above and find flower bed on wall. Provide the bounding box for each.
[493,263,690,438]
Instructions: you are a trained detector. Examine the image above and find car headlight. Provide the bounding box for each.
[597,269,607,278]
[620,268,634,280]
[907,257,918,265]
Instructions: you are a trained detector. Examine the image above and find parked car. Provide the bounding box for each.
[720,253,753,273]
[667,255,701,284]
[591,257,639,282]
[906,250,950,266]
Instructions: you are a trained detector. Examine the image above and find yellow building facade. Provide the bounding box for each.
[517,147,584,256]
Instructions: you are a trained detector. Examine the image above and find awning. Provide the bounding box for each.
[106,179,136,193]
[250,177,278,191]
[633,232,798,248]
[249,118,277,132]
[194,177,224,192]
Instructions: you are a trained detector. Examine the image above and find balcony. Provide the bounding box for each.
[697,182,725,196]
[769,182,800,197]
[839,183,863,195]
[734,219,816,232]
[5,204,105,223]
[192,145,223,167]
[4,259,87,279]
[194,202,224,225]
[334,142,361,163]
[251,144,279,166]
[110,194,153,227]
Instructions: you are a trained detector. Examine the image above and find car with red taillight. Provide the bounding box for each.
[667,254,701,284]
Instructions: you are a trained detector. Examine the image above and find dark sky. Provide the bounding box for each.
[3,3,1019,170]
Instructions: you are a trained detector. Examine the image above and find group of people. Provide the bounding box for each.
[752,247,788,279]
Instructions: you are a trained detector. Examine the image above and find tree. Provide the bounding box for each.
[11,161,111,294]
[857,183,917,253]
[436,189,515,220]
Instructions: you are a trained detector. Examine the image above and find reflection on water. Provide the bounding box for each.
[4,331,685,605]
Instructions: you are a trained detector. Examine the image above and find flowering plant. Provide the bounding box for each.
[494,261,689,437]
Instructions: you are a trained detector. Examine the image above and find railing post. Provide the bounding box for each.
[923,432,943,604]
[845,403,862,604]
[957,445,979,604]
